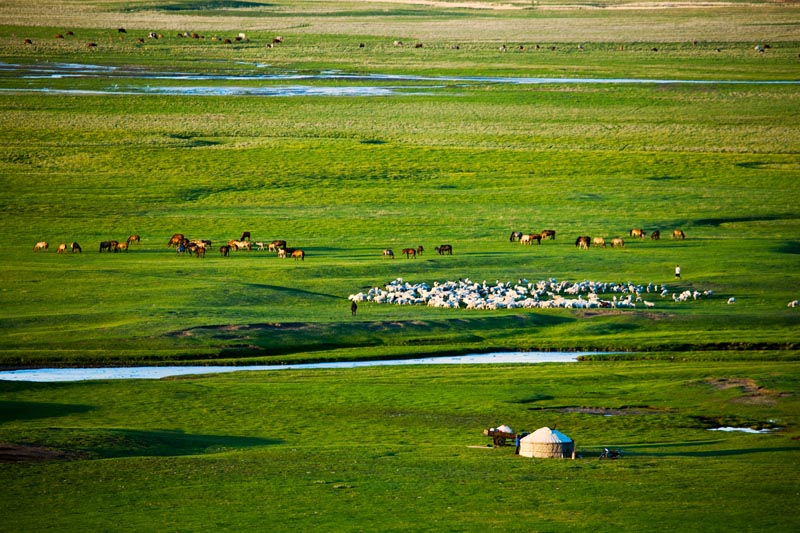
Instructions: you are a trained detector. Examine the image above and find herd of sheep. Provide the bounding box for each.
[349,277,716,310]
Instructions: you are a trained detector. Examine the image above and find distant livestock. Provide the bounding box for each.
[71,242,82,253]
[630,228,646,239]
[291,249,305,261]
[540,229,556,240]
[402,248,416,259]
[650,230,661,240]
[673,229,686,239]
[435,244,453,255]
[592,237,606,248]
[520,234,541,245]
[383,249,394,259]
[575,236,590,250]
[611,238,625,248]
[33,241,48,252]
[168,233,185,247]
[56,243,67,254]
[127,234,140,245]
[509,231,523,242]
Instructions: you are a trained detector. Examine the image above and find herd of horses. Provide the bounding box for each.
[33,228,686,260]
[382,244,454,259]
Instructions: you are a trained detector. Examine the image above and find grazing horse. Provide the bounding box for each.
[520,234,541,245]
[253,242,265,251]
[672,229,686,239]
[99,241,114,253]
[269,240,287,252]
[70,242,82,253]
[540,229,556,240]
[382,249,394,259]
[592,237,606,248]
[126,234,140,245]
[228,240,251,251]
[219,245,231,256]
[168,233,184,247]
[435,244,453,255]
[33,241,49,252]
[291,249,305,261]
[611,238,625,248]
[194,245,206,258]
[402,248,416,259]
[240,231,251,242]
[56,243,67,254]
[650,230,661,240]
[509,231,523,242]
[417,245,424,256]
[278,247,295,258]
[115,242,128,252]
[629,228,646,239]
[575,236,591,250]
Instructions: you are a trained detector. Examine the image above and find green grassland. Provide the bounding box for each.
[1,1,800,530]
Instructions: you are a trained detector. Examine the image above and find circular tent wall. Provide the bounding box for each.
[519,427,574,458]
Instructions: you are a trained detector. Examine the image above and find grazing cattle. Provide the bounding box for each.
[56,243,67,254]
[575,236,591,250]
[650,230,661,240]
[592,237,606,248]
[672,229,686,239]
[540,229,556,240]
[611,238,625,248]
[509,231,523,242]
[240,231,250,242]
[127,234,140,245]
[630,228,646,239]
[99,241,114,253]
[402,248,416,259]
[435,244,453,255]
[168,233,185,247]
[269,240,287,252]
[70,242,82,253]
[33,241,48,252]
[382,249,394,259]
[219,245,231,256]
[520,234,541,245]
[291,249,305,261]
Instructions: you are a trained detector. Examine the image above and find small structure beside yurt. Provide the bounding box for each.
[519,427,574,458]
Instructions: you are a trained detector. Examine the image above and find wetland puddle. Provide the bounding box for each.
[0,351,585,382]
[2,62,798,97]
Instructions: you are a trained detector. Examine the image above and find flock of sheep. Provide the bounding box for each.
[349,277,715,310]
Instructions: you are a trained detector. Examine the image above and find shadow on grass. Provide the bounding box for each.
[0,400,94,423]
[606,440,798,458]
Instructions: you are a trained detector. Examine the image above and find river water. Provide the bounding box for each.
[0,351,587,382]
[1,61,797,97]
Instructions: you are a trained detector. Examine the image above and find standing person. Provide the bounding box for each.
[350,300,358,316]
[675,264,681,279]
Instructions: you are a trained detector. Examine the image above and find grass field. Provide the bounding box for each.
[1,1,799,530]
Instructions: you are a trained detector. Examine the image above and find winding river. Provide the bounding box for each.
[0,351,588,382]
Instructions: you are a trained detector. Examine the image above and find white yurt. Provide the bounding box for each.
[519,427,574,458]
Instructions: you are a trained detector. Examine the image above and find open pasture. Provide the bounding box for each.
[0,1,799,530]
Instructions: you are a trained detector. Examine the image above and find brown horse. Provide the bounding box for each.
[126,234,140,245]
[168,233,184,247]
[650,230,661,240]
[540,229,556,240]
[592,237,606,248]
[611,238,625,248]
[672,229,686,239]
[402,248,416,259]
[629,228,646,239]
[435,244,453,255]
[219,245,231,256]
[56,243,67,254]
[575,236,590,250]
[291,249,305,261]
[521,234,541,245]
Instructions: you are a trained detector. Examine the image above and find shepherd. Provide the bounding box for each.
[351,300,358,316]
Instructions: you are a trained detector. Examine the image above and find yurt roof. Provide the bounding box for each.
[522,427,572,444]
